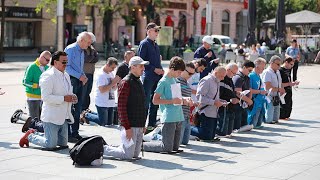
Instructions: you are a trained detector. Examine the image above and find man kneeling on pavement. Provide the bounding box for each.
[19,51,77,150]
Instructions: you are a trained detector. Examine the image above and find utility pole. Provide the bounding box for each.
[206,0,212,35]
[0,0,5,63]
[57,0,64,51]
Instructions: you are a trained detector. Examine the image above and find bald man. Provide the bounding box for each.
[23,51,51,119]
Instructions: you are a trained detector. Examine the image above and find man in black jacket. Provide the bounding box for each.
[216,63,239,137]
[104,56,149,160]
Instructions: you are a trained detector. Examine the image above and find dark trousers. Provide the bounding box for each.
[280,88,292,119]
[69,76,83,137]
[143,78,159,127]
[81,73,94,111]
[292,61,299,81]
[217,109,235,136]
[191,113,218,140]
[233,105,247,130]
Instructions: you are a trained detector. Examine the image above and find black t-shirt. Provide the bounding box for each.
[219,76,237,111]
[116,62,129,79]
[279,67,291,83]
[232,72,250,91]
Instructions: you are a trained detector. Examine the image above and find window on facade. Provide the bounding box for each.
[2,21,35,47]
[221,10,230,36]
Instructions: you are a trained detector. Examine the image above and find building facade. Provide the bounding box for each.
[1,0,247,53]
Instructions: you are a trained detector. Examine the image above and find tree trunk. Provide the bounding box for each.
[103,9,113,57]
[0,0,5,63]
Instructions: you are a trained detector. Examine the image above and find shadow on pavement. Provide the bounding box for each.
[133,158,202,171]
[231,135,280,144]
[183,143,241,155]
[0,142,20,150]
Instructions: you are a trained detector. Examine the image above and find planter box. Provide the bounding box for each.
[183,52,194,61]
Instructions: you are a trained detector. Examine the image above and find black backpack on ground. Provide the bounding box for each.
[69,135,106,166]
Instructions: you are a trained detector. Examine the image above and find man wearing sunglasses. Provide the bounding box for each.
[279,57,299,120]
[19,51,76,150]
[22,50,51,120]
[138,23,164,131]
[262,55,285,124]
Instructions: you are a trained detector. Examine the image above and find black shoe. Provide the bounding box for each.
[172,149,184,153]
[11,109,23,123]
[22,117,33,133]
[58,145,69,150]
[74,134,83,140]
[68,136,78,143]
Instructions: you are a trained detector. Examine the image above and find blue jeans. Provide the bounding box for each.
[85,105,114,126]
[143,78,159,127]
[217,109,235,136]
[251,107,263,127]
[28,121,68,148]
[69,77,83,137]
[180,117,191,145]
[81,73,93,111]
[191,113,218,140]
[265,102,280,123]
[233,105,247,130]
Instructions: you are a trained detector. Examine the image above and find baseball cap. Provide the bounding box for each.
[129,56,149,67]
[202,35,214,45]
[146,22,161,30]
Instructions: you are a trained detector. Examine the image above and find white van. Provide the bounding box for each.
[211,35,237,50]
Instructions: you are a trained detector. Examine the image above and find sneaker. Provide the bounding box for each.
[11,109,23,123]
[21,117,33,133]
[19,129,35,147]
[216,134,228,138]
[255,125,264,129]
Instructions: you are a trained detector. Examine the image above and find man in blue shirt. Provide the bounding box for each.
[138,23,164,130]
[194,35,219,79]
[285,39,300,81]
[64,31,92,142]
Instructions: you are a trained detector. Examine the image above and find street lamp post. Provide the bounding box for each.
[57,0,64,51]
[206,0,212,35]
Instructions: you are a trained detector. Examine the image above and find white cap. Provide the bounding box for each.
[129,56,149,67]
[262,42,266,46]
[202,35,214,45]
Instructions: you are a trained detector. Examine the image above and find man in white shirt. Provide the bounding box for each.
[187,58,207,102]
[19,51,77,150]
[81,57,121,126]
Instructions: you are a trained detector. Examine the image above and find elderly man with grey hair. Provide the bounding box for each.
[247,58,268,130]
[262,55,285,124]
[64,31,92,142]
[81,32,99,112]
[216,63,240,137]
[191,66,227,141]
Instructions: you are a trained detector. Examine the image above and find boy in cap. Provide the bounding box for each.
[104,56,149,160]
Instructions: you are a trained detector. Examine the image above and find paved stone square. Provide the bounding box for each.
[0,61,319,180]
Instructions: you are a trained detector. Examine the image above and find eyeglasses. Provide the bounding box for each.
[230,70,237,76]
[152,29,160,33]
[57,61,68,65]
[43,56,50,62]
[185,69,194,76]
[274,63,281,66]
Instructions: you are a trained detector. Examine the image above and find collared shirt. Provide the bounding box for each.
[196,74,220,118]
[64,42,85,79]
[286,46,300,59]
[262,67,282,97]
[194,46,218,79]
[138,37,162,81]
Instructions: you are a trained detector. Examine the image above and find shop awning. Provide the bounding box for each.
[180,11,193,20]
[263,10,320,25]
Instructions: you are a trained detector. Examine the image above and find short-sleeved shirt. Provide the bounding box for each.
[262,68,282,97]
[279,67,292,90]
[177,77,192,120]
[155,76,184,123]
[232,71,250,92]
[116,62,129,79]
[94,68,116,107]
[286,46,299,59]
